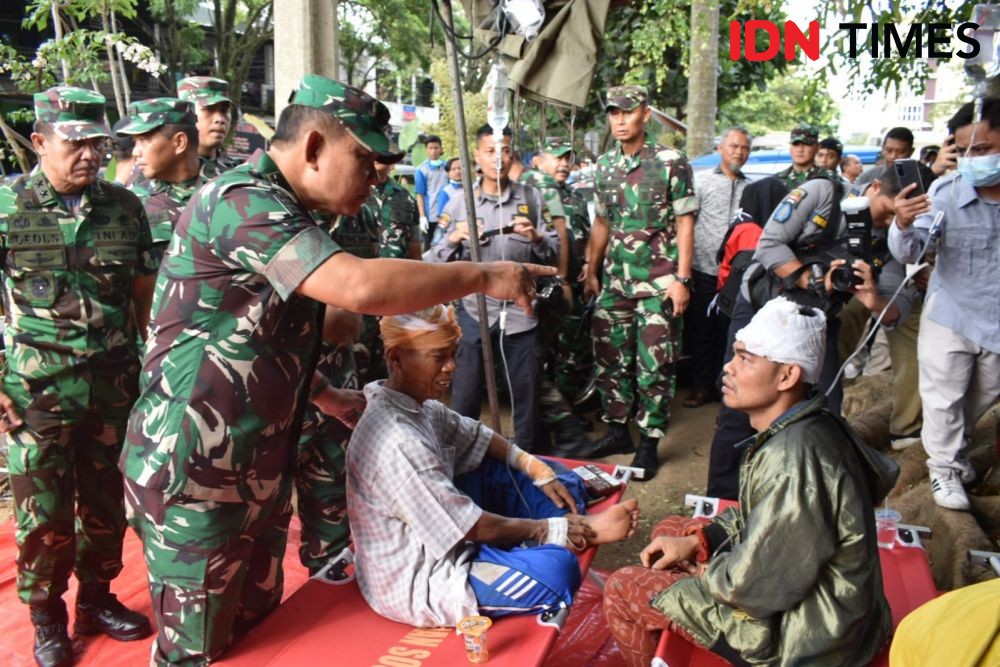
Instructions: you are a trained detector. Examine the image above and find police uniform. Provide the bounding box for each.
[590,86,697,469]
[120,76,401,665]
[177,76,243,178]
[118,97,206,256]
[428,179,559,452]
[0,87,156,662]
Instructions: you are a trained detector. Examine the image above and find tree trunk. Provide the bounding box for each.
[101,11,126,117]
[0,114,33,174]
[110,9,131,106]
[50,2,71,82]
[685,0,719,156]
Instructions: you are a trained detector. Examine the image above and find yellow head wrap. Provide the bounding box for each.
[380,305,461,351]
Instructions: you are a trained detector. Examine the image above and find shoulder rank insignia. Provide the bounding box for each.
[811,213,828,229]
[517,204,529,214]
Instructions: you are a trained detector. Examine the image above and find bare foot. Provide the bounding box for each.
[583,498,640,546]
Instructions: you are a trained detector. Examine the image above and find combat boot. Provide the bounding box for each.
[30,599,73,667]
[75,583,152,642]
[630,435,661,481]
[589,422,635,458]
[548,415,597,458]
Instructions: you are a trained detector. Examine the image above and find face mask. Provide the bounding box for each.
[449,179,461,186]
[957,153,1000,187]
[429,159,444,168]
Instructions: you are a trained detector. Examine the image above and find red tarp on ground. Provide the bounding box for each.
[0,518,310,666]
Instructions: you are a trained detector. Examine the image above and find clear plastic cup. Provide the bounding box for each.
[457,615,492,664]
[875,508,901,549]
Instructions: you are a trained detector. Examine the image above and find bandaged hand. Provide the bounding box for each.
[507,443,556,486]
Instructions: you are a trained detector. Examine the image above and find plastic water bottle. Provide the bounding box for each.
[485,60,509,135]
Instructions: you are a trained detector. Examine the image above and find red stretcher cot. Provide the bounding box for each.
[217,459,629,667]
[652,495,939,667]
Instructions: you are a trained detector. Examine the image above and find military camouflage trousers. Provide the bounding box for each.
[8,412,129,606]
[6,363,138,606]
[125,479,293,666]
[593,290,678,438]
[554,290,593,400]
[295,413,351,574]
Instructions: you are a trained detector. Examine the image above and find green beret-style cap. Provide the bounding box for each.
[288,74,403,163]
[117,98,197,136]
[604,85,648,112]
[177,76,233,108]
[34,86,110,140]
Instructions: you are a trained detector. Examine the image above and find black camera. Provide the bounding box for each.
[830,196,873,292]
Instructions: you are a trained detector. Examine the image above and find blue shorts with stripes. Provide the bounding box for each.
[455,457,588,618]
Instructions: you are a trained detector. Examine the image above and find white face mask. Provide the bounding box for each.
[956,153,1000,187]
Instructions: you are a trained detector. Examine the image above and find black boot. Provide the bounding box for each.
[589,423,635,458]
[30,600,73,667]
[75,583,152,642]
[630,435,660,481]
[548,415,596,458]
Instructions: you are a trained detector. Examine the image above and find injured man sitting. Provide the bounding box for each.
[346,305,639,627]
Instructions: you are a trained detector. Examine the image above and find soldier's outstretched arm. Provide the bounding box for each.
[296,253,557,317]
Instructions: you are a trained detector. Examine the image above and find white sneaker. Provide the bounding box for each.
[930,471,971,511]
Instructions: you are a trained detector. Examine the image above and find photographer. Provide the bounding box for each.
[428,124,559,453]
[707,169,902,499]
[889,98,1000,511]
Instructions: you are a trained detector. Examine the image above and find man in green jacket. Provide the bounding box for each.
[603,296,896,667]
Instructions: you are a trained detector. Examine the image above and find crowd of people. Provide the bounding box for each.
[0,70,996,667]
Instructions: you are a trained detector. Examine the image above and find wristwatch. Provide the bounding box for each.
[674,274,693,289]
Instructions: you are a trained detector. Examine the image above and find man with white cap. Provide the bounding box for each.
[603,297,897,667]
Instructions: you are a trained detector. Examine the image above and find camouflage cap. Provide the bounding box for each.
[177,76,233,108]
[117,98,197,136]
[604,85,648,111]
[542,137,573,158]
[288,74,403,163]
[790,124,819,145]
[34,86,110,140]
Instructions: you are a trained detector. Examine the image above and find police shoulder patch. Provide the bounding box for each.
[773,201,794,223]
[786,188,807,205]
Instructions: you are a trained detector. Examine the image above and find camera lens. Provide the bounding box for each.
[830,265,855,292]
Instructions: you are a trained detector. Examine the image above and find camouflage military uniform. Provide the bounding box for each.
[592,132,697,438]
[117,97,206,254]
[0,88,158,609]
[374,177,420,259]
[774,164,835,191]
[774,124,835,190]
[332,207,386,384]
[294,211,373,575]
[121,148,339,665]
[120,75,401,665]
[178,76,242,179]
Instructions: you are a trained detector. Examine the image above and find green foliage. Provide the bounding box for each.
[143,0,210,88]
[340,0,438,89]
[718,68,840,138]
[817,0,980,98]
[424,58,487,160]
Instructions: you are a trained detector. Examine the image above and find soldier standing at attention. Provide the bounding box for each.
[0,86,157,667]
[584,85,697,480]
[177,76,241,178]
[773,124,830,190]
[116,98,204,260]
[119,75,553,665]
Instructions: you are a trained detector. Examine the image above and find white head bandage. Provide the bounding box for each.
[735,297,826,384]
